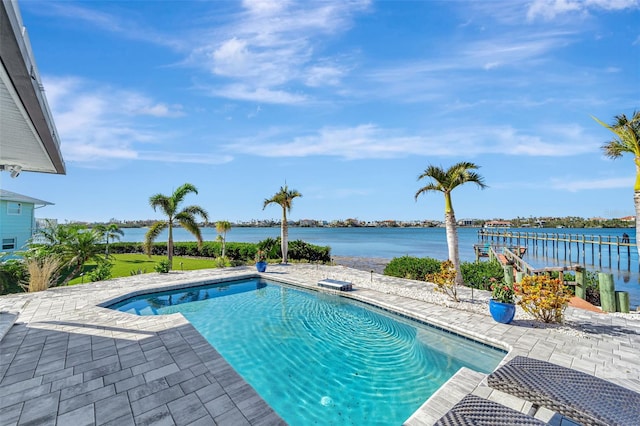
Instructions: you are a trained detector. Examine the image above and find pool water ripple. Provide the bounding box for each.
[112,279,504,425]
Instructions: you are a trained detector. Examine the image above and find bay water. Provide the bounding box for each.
[121,226,639,308]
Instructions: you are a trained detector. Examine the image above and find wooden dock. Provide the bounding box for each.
[478,229,637,269]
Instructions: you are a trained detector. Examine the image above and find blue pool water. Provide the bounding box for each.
[111,279,505,425]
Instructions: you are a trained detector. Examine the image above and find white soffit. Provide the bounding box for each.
[0,60,56,173]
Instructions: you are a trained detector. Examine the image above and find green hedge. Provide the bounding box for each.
[460,260,503,290]
[383,256,442,280]
[384,256,506,289]
[108,240,331,263]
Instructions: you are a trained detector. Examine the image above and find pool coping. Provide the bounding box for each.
[1,265,639,425]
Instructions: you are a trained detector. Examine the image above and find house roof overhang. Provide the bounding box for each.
[0,188,53,206]
[0,0,65,175]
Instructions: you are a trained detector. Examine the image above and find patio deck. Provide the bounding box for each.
[1,264,638,425]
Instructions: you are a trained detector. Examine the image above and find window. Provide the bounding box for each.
[7,202,22,215]
[2,238,16,250]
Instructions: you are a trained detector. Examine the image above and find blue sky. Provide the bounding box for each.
[3,0,640,223]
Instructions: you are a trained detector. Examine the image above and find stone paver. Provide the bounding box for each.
[0,265,638,425]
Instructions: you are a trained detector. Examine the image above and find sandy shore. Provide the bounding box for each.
[332,255,390,274]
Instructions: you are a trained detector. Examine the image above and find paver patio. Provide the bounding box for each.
[1,264,638,425]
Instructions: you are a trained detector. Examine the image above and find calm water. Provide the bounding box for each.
[110,278,505,425]
[121,226,639,308]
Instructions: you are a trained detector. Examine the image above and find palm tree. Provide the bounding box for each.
[594,111,640,258]
[215,220,232,258]
[144,183,209,269]
[59,228,104,286]
[32,221,104,286]
[415,162,487,286]
[96,223,124,258]
[263,185,302,264]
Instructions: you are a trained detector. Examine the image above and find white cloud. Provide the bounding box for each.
[30,3,184,49]
[192,1,370,103]
[527,0,639,21]
[43,76,227,166]
[212,84,308,104]
[224,123,600,160]
[551,176,634,191]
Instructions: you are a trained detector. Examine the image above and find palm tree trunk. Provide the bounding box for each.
[222,235,226,258]
[635,190,640,260]
[281,209,288,263]
[168,224,174,270]
[444,210,462,286]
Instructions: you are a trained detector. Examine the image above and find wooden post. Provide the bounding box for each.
[598,235,602,267]
[515,271,524,283]
[574,267,586,300]
[581,235,586,264]
[615,291,630,313]
[598,273,616,313]
[504,264,514,287]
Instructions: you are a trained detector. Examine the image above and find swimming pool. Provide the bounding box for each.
[110,278,505,425]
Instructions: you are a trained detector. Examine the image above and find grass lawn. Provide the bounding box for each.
[68,254,219,285]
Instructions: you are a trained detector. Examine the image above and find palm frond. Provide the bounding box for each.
[179,217,204,248]
[172,183,199,204]
[149,194,172,215]
[144,222,167,255]
[181,205,209,223]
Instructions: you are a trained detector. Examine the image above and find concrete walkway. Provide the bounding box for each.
[1,265,638,425]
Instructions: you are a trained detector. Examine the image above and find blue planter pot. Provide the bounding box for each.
[489,299,516,324]
[255,261,267,272]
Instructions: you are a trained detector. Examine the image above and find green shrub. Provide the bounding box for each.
[288,240,331,262]
[383,256,442,280]
[213,256,232,268]
[88,261,113,282]
[460,260,504,290]
[154,259,171,273]
[0,258,27,295]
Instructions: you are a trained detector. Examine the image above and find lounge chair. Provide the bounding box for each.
[434,394,546,425]
[487,356,640,426]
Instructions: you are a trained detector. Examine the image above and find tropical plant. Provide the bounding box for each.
[594,110,640,258]
[490,277,515,304]
[95,223,124,258]
[144,183,209,270]
[154,259,171,273]
[255,250,268,262]
[263,185,302,263]
[32,222,105,286]
[415,162,487,286]
[426,260,459,302]
[215,220,232,258]
[516,274,572,323]
[88,259,113,282]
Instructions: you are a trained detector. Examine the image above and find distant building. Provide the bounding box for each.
[483,220,512,228]
[0,189,53,254]
[620,216,636,222]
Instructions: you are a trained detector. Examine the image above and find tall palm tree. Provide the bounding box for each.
[594,111,640,259]
[415,162,487,285]
[96,223,124,258]
[144,183,209,269]
[215,220,232,258]
[263,185,302,264]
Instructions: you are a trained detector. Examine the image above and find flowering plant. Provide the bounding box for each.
[255,250,267,262]
[490,277,515,304]
[517,275,571,323]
